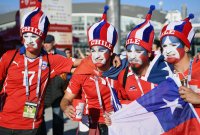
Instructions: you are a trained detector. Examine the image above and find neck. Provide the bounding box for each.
[174,53,190,73]
[96,59,111,72]
[26,49,40,59]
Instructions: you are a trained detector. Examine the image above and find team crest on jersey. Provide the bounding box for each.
[42,61,48,70]
[129,86,136,91]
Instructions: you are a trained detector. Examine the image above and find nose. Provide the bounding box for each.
[28,37,33,43]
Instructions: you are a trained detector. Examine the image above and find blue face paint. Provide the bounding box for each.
[91,46,110,67]
[126,44,148,56]
[161,36,185,64]
[126,44,149,69]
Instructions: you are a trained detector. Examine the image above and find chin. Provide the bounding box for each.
[130,63,141,69]
[26,47,39,53]
[166,58,179,64]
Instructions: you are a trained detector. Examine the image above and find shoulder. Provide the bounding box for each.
[55,49,66,57]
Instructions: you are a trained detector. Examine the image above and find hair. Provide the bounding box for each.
[64,48,71,52]
[154,39,162,53]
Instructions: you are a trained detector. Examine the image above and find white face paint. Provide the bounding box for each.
[91,46,110,67]
[126,45,146,66]
[23,33,40,49]
[162,36,181,60]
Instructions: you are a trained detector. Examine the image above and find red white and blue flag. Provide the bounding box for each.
[109,78,200,135]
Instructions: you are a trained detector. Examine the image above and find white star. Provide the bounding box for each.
[160,98,183,114]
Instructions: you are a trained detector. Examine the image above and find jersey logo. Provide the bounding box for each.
[129,86,136,91]
[42,61,48,70]
[13,61,20,67]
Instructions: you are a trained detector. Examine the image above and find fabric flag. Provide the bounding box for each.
[109,78,200,135]
[142,54,181,86]
[111,87,122,112]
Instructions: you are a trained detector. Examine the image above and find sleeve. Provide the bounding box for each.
[50,54,74,78]
[66,74,86,95]
[0,51,15,83]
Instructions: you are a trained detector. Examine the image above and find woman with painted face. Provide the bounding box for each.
[60,6,125,135]
[160,14,200,117]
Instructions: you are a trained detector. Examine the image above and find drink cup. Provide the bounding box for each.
[72,99,85,121]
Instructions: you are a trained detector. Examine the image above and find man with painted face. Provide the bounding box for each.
[117,5,159,102]
[160,14,200,117]
[60,6,124,135]
[104,5,179,126]
[0,1,82,135]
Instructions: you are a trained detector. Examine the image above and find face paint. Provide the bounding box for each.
[22,32,42,53]
[91,46,110,68]
[126,44,148,69]
[161,36,185,64]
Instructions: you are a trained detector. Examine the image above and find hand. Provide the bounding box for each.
[179,86,200,104]
[104,112,112,126]
[112,53,121,68]
[63,105,76,120]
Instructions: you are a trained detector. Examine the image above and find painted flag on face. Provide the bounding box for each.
[109,78,200,135]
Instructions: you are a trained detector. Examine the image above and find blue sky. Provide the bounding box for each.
[0,0,199,15]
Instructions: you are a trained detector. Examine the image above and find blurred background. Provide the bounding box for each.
[0,0,200,58]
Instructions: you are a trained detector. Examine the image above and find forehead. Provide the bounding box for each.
[91,46,108,51]
[23,32,39,37]
[126,44,146,51]
[162,36,181,45]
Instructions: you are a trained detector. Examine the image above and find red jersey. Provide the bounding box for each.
[118,66,156,101]
[177,58,200,116]
[0,48,73,129]
[67,57,124,123]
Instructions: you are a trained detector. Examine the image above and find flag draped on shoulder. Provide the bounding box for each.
[109,78,200,135]
[142,54,181,86]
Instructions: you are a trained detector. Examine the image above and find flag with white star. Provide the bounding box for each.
[109,78,200,135]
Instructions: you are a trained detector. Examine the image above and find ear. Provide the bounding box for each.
[148,52,152,57]
[184,46,189,53]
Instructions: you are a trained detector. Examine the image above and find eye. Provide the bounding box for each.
[99,50,105,52]
[127,50,132,53]
[31,35,37,38]
[136,51,141,53]
[162,44,167,48]
[172,44,177,47]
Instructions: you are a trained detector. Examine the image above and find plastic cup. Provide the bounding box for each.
[72,99,85,121]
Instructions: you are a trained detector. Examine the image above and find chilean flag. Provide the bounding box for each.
[109,78,200,135]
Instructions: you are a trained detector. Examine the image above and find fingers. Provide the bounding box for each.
[64,105,76,120]
[104,112,112,126]
[179,86,190,92]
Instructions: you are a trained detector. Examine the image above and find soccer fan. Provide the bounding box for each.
[60,5,124,135]
[160,14,200,116]
[104,5,177,126]
[117,5,157,102]
[0,2,81,135]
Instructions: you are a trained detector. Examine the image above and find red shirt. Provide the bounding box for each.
[118,66,156,101]
[0,49,73,129]
[67,74,124,123]
[177,58,200,117]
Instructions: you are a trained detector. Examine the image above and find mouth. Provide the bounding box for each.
[95,59,103,63]
[166,54,176,58]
